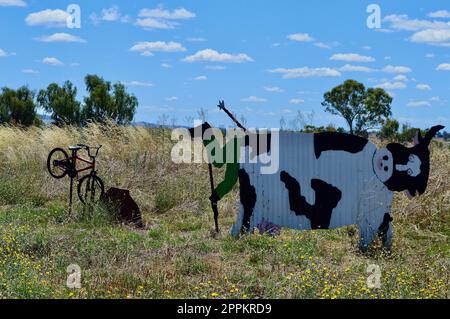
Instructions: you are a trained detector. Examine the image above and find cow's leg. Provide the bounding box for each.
[231,169,257,235]
[358,223,377,252]
[359,212,393,251]
[377,213,393,249]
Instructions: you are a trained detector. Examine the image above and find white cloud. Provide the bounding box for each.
[91,6,129,23]
[205,65,226,71]
[135,18,176,30]
[383,14,450,31]
[289,98,305,105]
[376,81,407,90]
[264,86,284,93]
[26,9,69,27]
[382,65,412,73]
[425,53,435,58]
[287,33,314,42]
[136,7,195,30]
[42,57,63,66]
[312,41,339,49]
[194,75,207,81]
[129,41,186,56]
[124,81,153,87]
[410,29,450,45]
[0,48,14,57]
[182,49,253,63]
[429,96,440,102]
[362,45,372,50]
[393,75,408,81]
[139,7,195,20]
[166,96,178,101]
[407,100,431,107]
[0,0,26,7]
[436,63,450,71]
[187,37,207,42]
[416,83,431,91]
[36,32,86,43]
[269,67,341,79]
[427,10,450,18]
[161,63,172,68]
[313,42,331,49]
[330,53,375,62]
[22,68,38,74]
[339,64,375,72]
[241,96,267,103]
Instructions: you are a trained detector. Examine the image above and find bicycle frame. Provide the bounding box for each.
[72,153,96,175]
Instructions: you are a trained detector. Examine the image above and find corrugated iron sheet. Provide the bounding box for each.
[231,132,393,241]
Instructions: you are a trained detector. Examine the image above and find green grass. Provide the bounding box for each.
[0,202,448,299]
[0,124,448,299]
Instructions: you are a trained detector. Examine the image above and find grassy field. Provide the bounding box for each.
[0,123,448,299]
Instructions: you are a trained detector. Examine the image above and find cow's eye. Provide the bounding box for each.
[407,169,413,176]
[384,166,388,172]
[383,155,389,161]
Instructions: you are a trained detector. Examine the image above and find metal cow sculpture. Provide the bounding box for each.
[231,125,444,250]
[188,104,443,250]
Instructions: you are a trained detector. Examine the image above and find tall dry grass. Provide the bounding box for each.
[0,122,213,217]
[0,123,448,224]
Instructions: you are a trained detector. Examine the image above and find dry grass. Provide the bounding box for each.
[0,123,448,299]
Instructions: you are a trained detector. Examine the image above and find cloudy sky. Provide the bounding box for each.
[0,0,449,130]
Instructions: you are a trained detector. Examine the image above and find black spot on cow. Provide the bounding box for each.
[377,213,393,245]
[314,132,368,159]
[280,171,342,229]
[239,169,257,233]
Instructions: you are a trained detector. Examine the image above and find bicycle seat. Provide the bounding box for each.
[69,145,83,151]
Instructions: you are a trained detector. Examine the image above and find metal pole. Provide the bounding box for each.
[69,176,73,214]
[208,163,219,233]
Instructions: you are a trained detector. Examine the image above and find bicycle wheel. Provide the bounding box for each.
[47,148,69,179]
[77,174,105,205]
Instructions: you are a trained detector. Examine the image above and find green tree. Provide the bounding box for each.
[37,81,81,126]
[0,86,38,126]
[81,75,138,124]
[379,118,400,141]
[321,79,392,136]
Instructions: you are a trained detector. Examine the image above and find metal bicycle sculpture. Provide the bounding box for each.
[47,144,105,211]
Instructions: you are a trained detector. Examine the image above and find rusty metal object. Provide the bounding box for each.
[101,187,143,228]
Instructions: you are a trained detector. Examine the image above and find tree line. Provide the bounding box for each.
[1,76,447,142]
[0,74,138,127]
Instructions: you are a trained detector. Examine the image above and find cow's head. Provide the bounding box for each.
[372,125,444,198]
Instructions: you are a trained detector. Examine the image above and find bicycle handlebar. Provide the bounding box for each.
[76,144,102,158]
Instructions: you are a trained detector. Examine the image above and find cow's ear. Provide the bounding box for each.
[422,125,445,146]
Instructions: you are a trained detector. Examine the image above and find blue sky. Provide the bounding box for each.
[0,0,449,130]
